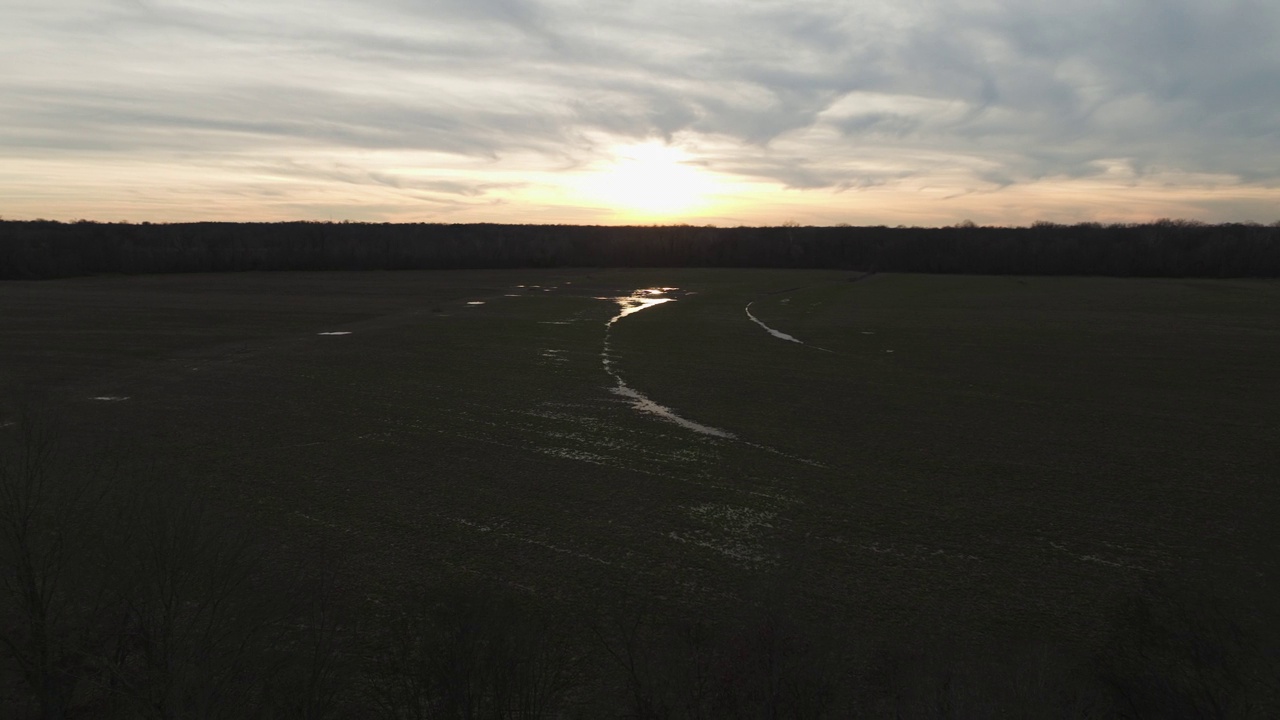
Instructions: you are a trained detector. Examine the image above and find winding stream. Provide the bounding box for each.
[603,289,736,439]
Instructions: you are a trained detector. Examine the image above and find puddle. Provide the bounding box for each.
[611,297,672,323]
[744,303,833,353]
[90,396,130,401]
[745,302,802,344]
[610,382,735,438]
[861,331,875,335]
[504,294,520,297]
[467,301,485,305]
[607,288,677,326]
[318,331,352,336]
[602,288,735,439]
[539,321,572,325]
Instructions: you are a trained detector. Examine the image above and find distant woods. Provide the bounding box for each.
[2,219,1278,279]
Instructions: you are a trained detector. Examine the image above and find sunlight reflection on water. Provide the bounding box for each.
[609,296,673,323]
[601,288,735,438]
[607,288,678,325]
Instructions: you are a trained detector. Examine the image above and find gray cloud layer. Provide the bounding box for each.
[3,0,1278,213]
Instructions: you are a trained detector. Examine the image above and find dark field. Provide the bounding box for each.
[3,269,1279,715]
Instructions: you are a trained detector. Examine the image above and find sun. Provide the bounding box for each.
[576,142,717,221]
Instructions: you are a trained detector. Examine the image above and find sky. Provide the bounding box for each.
[2,0,1279,226]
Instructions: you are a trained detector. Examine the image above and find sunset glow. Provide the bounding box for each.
[2,1,1278,225]
[568,143,721,222]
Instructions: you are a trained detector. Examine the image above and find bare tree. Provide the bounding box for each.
[0,409,120,719]
[367,583,576,719]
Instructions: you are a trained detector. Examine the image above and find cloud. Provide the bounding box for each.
[1,0,1278,221]
[254,159,524,198]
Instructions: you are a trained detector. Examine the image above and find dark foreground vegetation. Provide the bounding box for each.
[3,411,1277,718]
[2,219,1279,280]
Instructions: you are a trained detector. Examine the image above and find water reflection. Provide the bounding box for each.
[610,297,673,323]
[609,381,734,438]
[608,288,677,325]
[744,302,802,344]
[601,288,735,439]
[744,302,831,353]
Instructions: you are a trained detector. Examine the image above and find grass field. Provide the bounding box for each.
[3,269,1278,712]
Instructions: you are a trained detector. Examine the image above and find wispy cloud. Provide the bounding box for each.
[2,0,1277,222]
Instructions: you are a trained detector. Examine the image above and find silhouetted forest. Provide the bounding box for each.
[2,219,1278,279]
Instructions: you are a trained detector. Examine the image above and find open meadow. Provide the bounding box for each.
[3,268,1278,714]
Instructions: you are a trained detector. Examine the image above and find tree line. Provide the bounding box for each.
[2,219,1278,280]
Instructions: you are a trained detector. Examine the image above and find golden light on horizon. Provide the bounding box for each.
[569,142,720,222]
